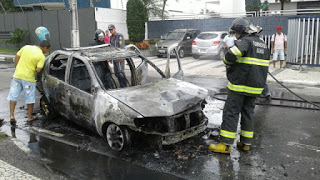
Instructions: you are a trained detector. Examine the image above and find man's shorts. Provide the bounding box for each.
[7,78,36,104]
[273,49,285,61]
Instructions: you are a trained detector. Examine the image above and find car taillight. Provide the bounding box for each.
[212,41,220,45]
[192,41,196,45]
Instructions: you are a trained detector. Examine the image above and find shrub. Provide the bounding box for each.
[4,28,29,49]
[126,0,147,43]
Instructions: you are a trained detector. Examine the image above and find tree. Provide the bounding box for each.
[245,0,260,12]
[276,0,291,11]
[0,0,31,13]
[127,0,147,42]
[140,0,163,21]
[161,0,179,20]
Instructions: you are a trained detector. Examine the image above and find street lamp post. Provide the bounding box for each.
[69,0,80,48]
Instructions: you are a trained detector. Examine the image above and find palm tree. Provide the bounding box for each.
[141,0,163,21]
[276,0,291,11]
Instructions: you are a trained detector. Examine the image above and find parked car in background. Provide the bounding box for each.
[37,44,208,151]
[156,29,200,58]
[192,31,228,60]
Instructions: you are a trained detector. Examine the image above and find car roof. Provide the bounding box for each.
[171,29,199,32]
[60,44,138,61]
[199,31,228,34]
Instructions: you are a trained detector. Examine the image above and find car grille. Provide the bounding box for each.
[134,105,206,133]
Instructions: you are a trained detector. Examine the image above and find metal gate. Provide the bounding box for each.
[287,17,320,65]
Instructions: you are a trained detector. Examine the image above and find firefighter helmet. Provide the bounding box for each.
[94,29,105,40]
[230,18,252,35]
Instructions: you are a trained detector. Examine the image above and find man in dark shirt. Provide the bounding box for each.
[108,24,127,88]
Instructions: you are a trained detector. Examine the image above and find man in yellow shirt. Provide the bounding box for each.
[7,40,50,123]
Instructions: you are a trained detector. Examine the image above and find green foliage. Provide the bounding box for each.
[0,0,32,13]
[127,0,146,43]
[4,28,29,49]
[141,0,163,21]
[245,0,261,12]
[146,38,160,44]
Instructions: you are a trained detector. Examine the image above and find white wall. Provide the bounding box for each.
[95,7,129,39]
[110,0,128,10]
[220,0,246,17]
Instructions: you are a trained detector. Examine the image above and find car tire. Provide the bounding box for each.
[192,54,200,59]
[106,123,131,151]
[40,95,56,119]
[157,55,163,58]
[178,48,185,58]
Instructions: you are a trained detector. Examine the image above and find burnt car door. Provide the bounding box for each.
[65,56,96,130]
[43,52,71,118]
[166,45,184,79]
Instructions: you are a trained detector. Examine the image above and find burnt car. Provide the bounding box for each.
[37,44,208,151]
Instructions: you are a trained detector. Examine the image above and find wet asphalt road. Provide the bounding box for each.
[1,64,320,179]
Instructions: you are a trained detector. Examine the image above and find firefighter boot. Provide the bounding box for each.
[209,143,232,154]
[237,141,251,151]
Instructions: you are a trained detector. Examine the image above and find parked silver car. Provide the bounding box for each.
[156,29,200,58]
[192,31,228,60]
[37,44,208,151]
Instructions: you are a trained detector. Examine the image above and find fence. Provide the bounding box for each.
[0,8,96,51]
[287,17,320,65]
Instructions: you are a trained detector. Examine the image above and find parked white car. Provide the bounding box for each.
[192,31,228,60]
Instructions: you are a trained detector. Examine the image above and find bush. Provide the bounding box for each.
[127,41,150,50]
[126,0,147,43]
[4,28,29,49]
[146,38,160,44]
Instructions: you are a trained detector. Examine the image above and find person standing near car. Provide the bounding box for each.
[7,40,50,123]
[108,24,127,87]
[90,29,105,46]
[209,18,269,154]
[223,31,237,49]
[271,26,287,69]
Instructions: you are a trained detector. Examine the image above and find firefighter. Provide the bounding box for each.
[209,18,269,154]
[90,29,105,46]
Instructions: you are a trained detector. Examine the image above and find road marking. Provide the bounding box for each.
[0,160,40,179]
[288,141,320,151]
[12,139,31,154]
[30,127,64,137]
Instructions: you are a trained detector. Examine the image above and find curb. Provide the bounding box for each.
[267,79,320,87]
[0,56,14,64]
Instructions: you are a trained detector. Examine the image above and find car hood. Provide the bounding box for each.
[157,40,181,47]
[107,78,208,117]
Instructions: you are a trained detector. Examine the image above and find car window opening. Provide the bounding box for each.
[70,58,92,94]
[49,54,68,81]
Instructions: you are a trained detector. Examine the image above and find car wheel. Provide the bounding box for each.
[217,50,225,60]
[157,55,163,58]
[106,123,131,151]
[40,95,56,119]
[178,48,185,58]
[192,54,200,59]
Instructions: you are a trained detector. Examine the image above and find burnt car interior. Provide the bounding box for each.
[70,58,92,94]
[49,54,68,81]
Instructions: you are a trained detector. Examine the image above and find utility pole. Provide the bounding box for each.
[69,0,80,48]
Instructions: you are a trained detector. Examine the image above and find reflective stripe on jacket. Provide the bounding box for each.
[224,34,269,97]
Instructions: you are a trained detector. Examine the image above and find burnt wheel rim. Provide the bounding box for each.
[40,98,50,116]
[106,124,124,151]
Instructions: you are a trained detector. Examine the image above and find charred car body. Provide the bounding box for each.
[37,44,208,151]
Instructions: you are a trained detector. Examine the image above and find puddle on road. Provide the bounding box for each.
[0,123,183,180]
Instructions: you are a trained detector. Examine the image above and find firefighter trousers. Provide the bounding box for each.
[220,91,256,145]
